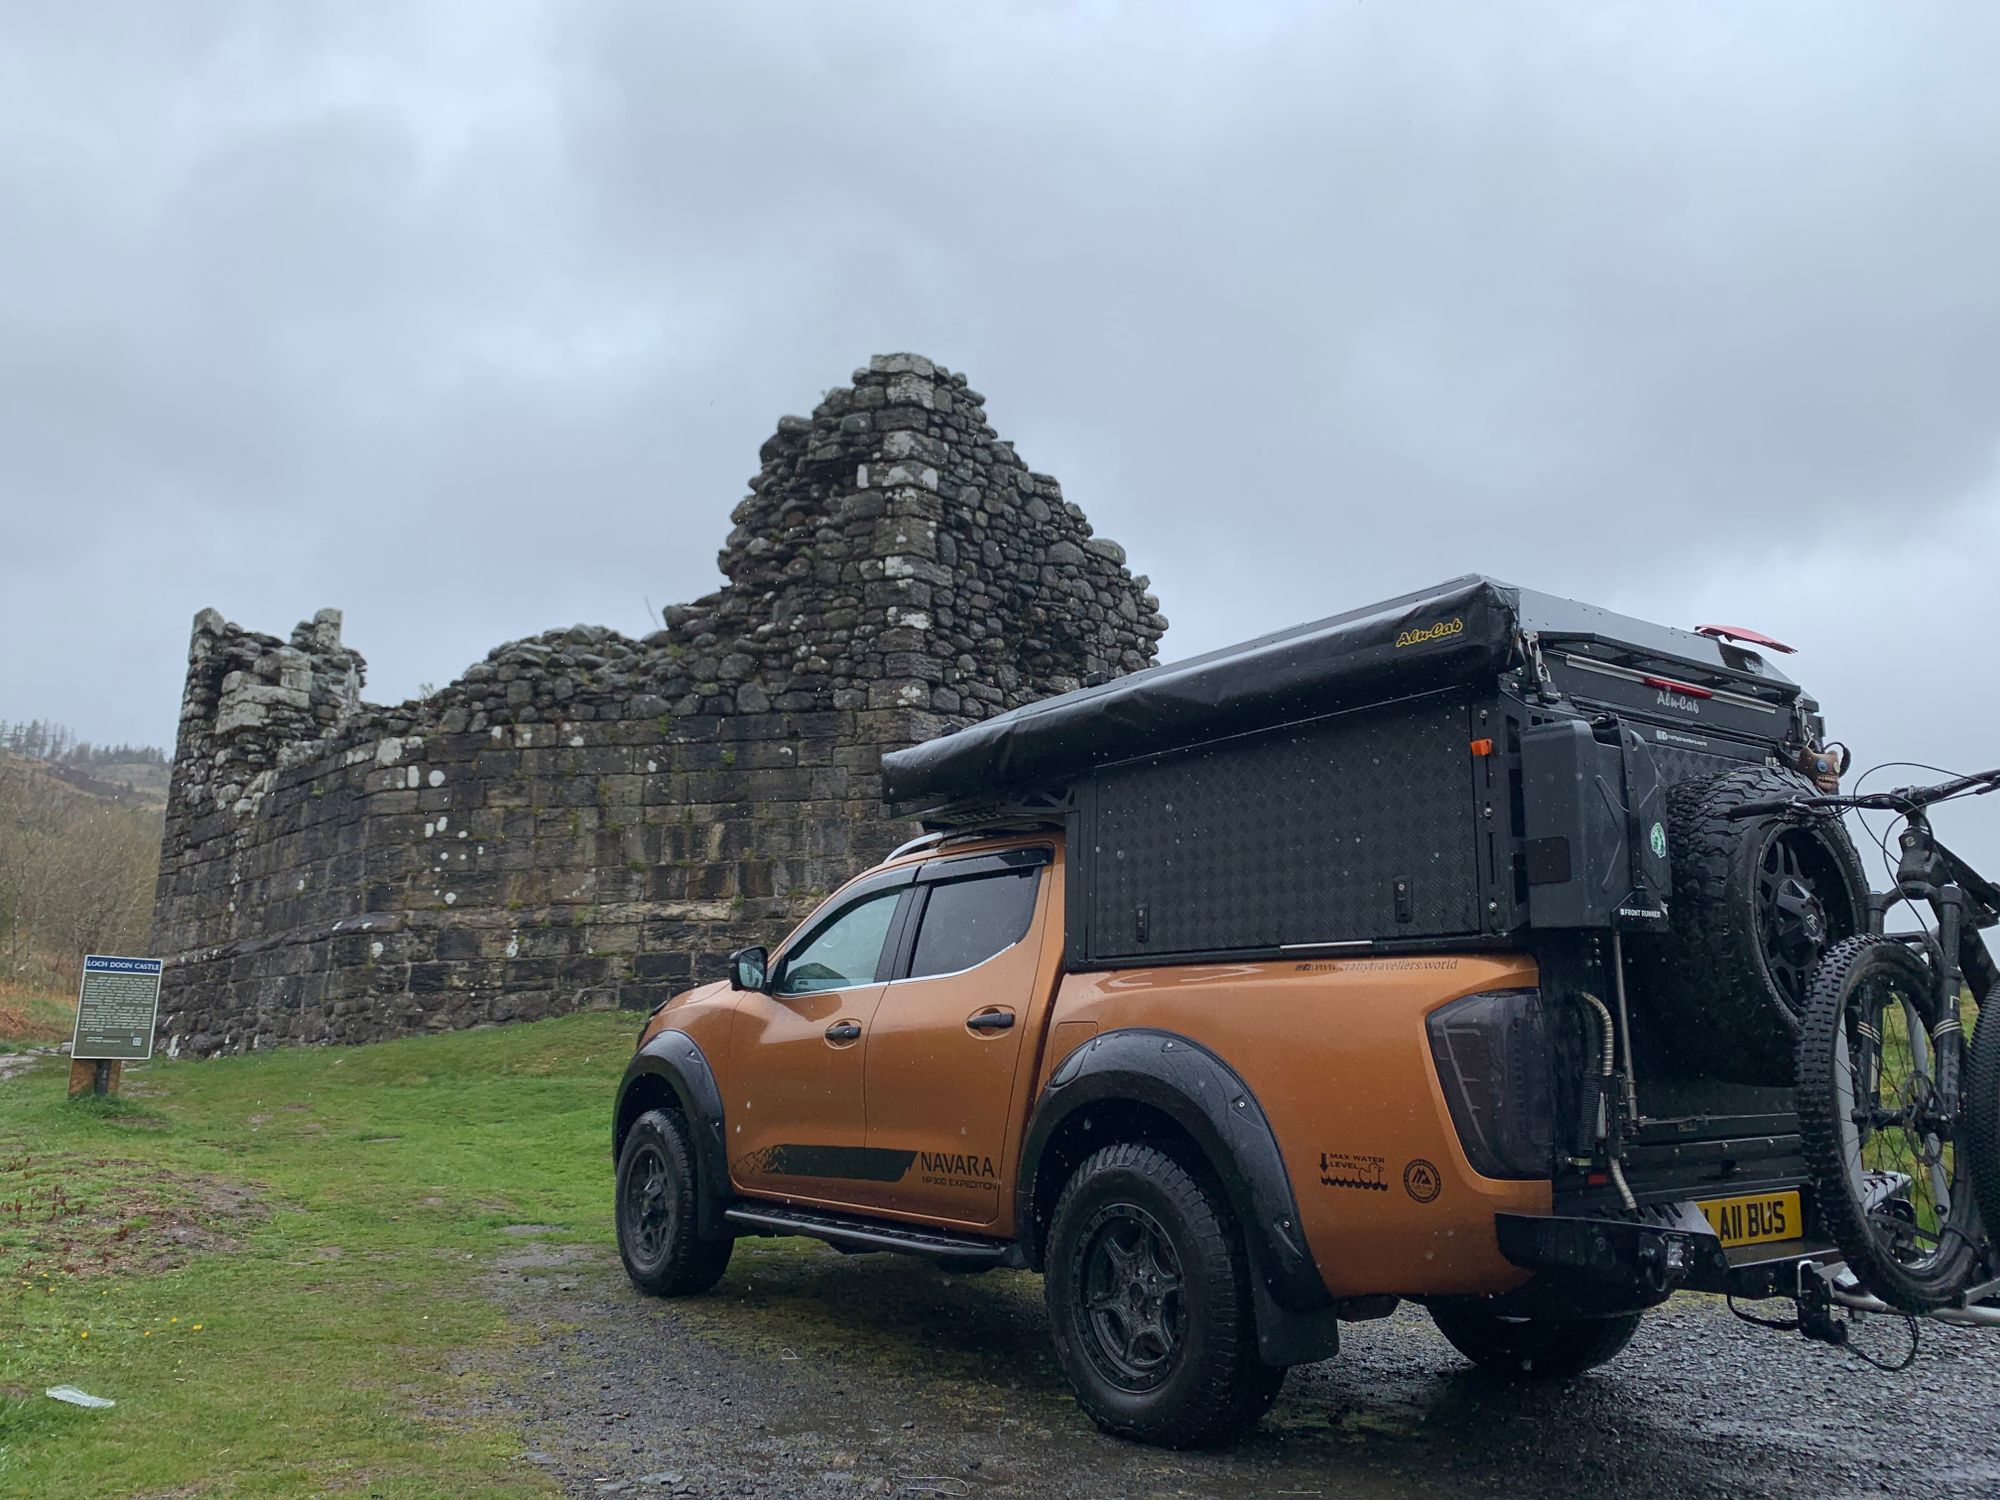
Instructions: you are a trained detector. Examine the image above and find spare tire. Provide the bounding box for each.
[1628,764,1868,1085]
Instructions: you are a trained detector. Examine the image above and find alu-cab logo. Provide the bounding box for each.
[1394,617,1464,649]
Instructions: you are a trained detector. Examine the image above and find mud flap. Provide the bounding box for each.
[1251,1278,1341,1367]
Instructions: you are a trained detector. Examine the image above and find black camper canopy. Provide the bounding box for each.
[880,574,1802,810]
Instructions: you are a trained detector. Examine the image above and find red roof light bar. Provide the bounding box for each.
[1695,623,1797,654]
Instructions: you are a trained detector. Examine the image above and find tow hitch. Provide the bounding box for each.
[1802,1262,2000,1334]
[1761,1260,2000,1370]
[1794,1260,1847,1347]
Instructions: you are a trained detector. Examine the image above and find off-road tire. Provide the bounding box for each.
[616,1108,733,1296]
[1630,764,1867,1085]
[1428,1302,1641,1379]
[1797,937,1980,1311]
[1967,982,2000,1263]
[1044,1142,1283,1447]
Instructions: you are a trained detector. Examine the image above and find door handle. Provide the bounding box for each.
[825,1021,862,1042]
[966,1010,1016,1033]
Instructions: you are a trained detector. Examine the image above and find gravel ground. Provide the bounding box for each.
[471,1235,2000,1500]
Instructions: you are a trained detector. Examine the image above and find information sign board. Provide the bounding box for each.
[70,954,163,1062]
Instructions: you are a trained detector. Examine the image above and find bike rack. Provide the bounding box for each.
[1806,1261,2000,1330]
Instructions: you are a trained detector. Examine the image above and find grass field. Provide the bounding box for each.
[0,982,76,1053]
[0,978,1989,1496]
[0,1007,640,1498]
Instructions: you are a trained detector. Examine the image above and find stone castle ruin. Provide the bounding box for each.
[150,355,1166,1054]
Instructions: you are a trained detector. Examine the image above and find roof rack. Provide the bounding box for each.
[902,786,1074,832]
[884,830,949,861]
[885,822,1064,865]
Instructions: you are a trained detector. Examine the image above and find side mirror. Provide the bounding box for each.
[728,945,769,992]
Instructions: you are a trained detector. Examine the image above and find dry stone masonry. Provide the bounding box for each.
[150,355,1166,1055]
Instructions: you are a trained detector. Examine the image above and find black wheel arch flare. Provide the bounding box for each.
[613,1029,733,1241]
[1016,1027,1331,1314]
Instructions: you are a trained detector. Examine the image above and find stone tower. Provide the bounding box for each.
[149,356,1166,1054]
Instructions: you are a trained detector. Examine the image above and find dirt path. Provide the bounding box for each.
[472,1235,2000,1499]
[0,1046,62,1082]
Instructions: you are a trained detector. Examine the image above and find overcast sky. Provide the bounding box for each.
[6,0,2000,875]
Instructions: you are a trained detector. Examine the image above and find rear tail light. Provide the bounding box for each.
[1426,988,1555,1179]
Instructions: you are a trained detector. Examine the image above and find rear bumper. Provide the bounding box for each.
[1489,1204,1844,1315]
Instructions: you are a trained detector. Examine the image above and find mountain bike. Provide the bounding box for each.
[1728,767,2000,1310]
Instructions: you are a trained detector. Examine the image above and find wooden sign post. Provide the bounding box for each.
[68,955,163,1099]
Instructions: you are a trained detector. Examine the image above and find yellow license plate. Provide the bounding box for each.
[1696,1189,1802,1248]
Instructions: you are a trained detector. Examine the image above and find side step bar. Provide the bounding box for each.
[723,1203,1022,1267]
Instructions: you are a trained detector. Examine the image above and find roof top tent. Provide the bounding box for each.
[883,576,1810,812]
[882,576,1823,969]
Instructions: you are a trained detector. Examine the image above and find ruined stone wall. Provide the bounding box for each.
[150,356,1166,1055]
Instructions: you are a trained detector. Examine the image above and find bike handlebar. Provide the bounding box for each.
[1722,768,2000,821]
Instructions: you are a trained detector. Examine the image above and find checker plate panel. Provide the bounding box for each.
[1084,694,1482,960]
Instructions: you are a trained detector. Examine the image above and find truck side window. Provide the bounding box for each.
[775,891,900,996]
[907,868,1039,980]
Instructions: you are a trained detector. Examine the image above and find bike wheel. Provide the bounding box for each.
[1797,936,1982,1311]
[1965,980,2000,1255]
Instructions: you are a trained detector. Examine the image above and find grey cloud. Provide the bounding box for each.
[5,0,2000,873]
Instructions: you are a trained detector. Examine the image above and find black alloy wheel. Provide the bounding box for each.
[1757,828,1834,1015]
[615,1107,734,1296]
[1078,1203,1187,1390]
[622,1139,675,1265]
[1044,1142,1283,1447]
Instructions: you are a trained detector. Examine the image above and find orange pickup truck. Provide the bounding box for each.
[613,578,1991,1446]
[615,829,1573,1443]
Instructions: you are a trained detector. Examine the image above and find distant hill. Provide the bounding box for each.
[0,746,163,990]
[37,754,171,812]
[0,720,170,812]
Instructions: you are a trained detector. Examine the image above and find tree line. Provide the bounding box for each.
[0,719,169,769]
[0,756,161,988]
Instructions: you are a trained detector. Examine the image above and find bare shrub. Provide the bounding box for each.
[0,756,161,983]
